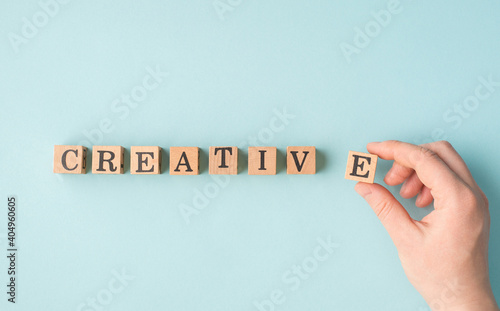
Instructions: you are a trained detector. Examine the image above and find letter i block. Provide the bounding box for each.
[209,146,238,175]
[53,145,88,174]
[131,146,162,174]
[248,147,277,175]
[170,147,199,175]
[345,151,378,183]
[286,146,316,174]
[92,146,124,174]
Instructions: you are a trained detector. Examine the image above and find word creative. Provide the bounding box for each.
[53,145,378,183]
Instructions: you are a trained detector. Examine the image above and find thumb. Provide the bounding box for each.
[355,182,418,248]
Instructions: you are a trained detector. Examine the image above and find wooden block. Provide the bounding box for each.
[209,146,238,175]
[92,146,124,174]
[345,151,378,183]
[248,147,277,175]
[53,145,87,174]
[131,146,161,175]
[287,146,316,174]
[170,147,199,175]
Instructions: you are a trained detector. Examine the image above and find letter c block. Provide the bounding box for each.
[53,145,87,174]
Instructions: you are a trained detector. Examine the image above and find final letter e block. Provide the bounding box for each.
[131,146,162,174]
[344,151,378,183]
[286,146,316,174]
[53,145,87,174]
[92,146,124,174]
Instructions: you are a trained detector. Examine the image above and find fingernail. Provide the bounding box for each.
[355,183,372,198]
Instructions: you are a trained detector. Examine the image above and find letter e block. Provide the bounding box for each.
[248,147,276,175]
[345,151,378,183]
[287,146,315,174]
[209,146,238,175]
[92,146,124,174]
[131,146,162,175]
[170,147,199,175]
[53,145,87,174]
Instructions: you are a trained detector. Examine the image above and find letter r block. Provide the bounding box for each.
[209,146,238,175]
[131,146,161,174]
[170,147,199,175]
[345,151,378,183]
[92,146,124,174]
[53,145,87,174]
[287,146,316,174]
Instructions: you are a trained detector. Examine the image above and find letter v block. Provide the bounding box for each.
[92,146,124,174]
[287,146,316,174]
[170,147,199,175]
[53,145,87,174]
[344,151,378,183]
[209,146,238,175]
[131,146,162,174]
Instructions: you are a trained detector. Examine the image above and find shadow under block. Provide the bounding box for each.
[344,151,378,183]
[248,147,277,175]
[209,146,238,175]
[286,146,316,174]
[53,145,87,174]
[170,147,199,175]
[131,146,161,175]
[92,146,124,174]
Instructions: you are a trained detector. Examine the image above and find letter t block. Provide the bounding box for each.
[209,146,238,175]
[345,151,378,183]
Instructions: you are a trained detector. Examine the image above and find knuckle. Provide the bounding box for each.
[436,140,455,152]
[374,200,394,222]
[437,140,453,149]
[461,188,480,210]
[416,146,439,162]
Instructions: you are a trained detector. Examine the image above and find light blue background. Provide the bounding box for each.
[1,0,499,310]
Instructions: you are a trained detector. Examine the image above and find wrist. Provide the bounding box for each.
[424,279,498,311]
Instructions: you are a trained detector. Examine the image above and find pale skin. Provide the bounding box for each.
[354,140,499,311]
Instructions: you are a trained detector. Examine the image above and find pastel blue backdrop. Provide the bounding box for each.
[1,0,499,310]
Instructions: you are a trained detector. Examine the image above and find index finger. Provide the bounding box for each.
[367,140,466,198]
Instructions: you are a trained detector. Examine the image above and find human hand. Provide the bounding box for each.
[354,140,499,310]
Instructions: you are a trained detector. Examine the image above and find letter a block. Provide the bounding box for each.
[248,147,277,175]
[170,147,199,175]
[209,146,238,175]
[92,146,124,174]
[53,145,87,174]
[345,151,378,183]
[287,146,315,174]
[131,146,161,174]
